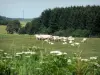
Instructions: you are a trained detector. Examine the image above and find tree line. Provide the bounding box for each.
[0,16,11,25]
[6,5,100,37]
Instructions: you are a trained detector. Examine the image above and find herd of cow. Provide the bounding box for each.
[35,34,74,41]
[34,34,87,45]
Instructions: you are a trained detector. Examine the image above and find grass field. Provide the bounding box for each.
[0,34,100,58]
[0,25,100,75]
[0,25,7,34]
[0,25,100,58]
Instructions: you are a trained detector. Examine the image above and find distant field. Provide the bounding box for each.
[0,25,7,34]
[20,21,28,27]
[20,19,32,27]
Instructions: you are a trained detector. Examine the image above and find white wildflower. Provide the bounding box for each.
[67,59,72,64]
[56,52,62,55]
[94,63,100,67]
[24,51,34,54]
[30,52,36,54]
[50,51,62,55]
[90,56,97,60]
[16,52,23,55]
[15,54,20,57]
[36,68,41,70]
[4,53,7,55]
[81,59,89,62]
[63,52,67,55]
[22,51,36,55]
[50,51,61,54]
[6,56,12,59]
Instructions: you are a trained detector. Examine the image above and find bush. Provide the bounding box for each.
[6,20,21,34]
[72,29,90,37]
[54,28,75,36]
[18,27,26,34]
[0,61,11,75]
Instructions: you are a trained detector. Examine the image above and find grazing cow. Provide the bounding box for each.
[52,36,60,41]
[81,38,87,42]
[34,34,41,40]
[35,34,52,40]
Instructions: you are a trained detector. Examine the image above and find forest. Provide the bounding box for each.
[0,16,10,25]
[19,5,100,37]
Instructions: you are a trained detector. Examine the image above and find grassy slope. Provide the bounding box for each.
[0,25,7,34]
[0,25,100,58]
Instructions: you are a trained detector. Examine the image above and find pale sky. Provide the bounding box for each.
[0,0,100,18]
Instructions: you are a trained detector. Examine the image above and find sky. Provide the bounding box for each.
[0,0,100,18]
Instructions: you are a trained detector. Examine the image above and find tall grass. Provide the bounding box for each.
[0,46,100,75]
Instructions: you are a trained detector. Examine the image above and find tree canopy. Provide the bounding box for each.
[0,15,10,25]
[20,5,100,37]
[6,20,21,34]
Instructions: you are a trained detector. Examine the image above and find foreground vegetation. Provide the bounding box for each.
[0,46,100,75]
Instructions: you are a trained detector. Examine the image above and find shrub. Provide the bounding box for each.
[72,29,90,37]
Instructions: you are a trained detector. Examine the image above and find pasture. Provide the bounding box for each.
[0,25,7,34]
[0,25,100,75]
[0,33,100,58]
[0,25,100,58]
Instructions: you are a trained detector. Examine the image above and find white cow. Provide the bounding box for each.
[35,34,52,40]
[35,34,41,40]
[81,38,87,42]
[52,36,60,41]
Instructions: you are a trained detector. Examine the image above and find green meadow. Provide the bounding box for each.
[0,25,100,58]
[0,25,100,75]
[0,25,7,34]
